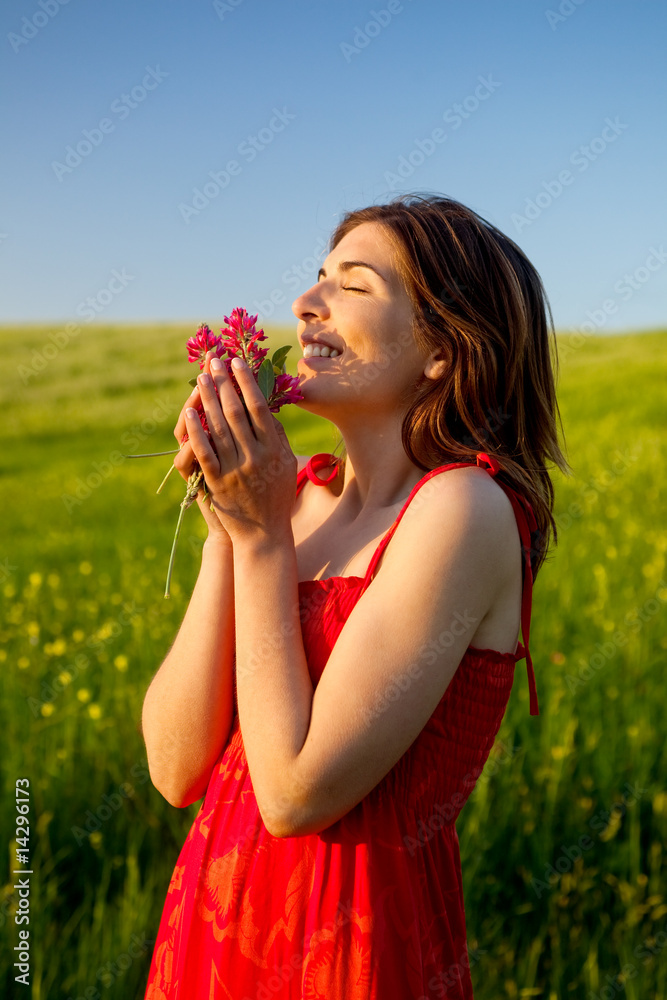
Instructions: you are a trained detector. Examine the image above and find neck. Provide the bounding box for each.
[327,411,431,519]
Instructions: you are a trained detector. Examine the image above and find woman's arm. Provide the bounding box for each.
[233,468,519,837]
[141,534,236,808]
[141,369,238,808]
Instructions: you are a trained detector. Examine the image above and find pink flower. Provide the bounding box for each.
[219,308,269,364]
[268,372,305,412]
[187,324,225,369]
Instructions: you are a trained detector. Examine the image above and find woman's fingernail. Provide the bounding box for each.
[231,356,245,370]
[186,408,197,419]
[199,373,211,386]
[210,357,223,370]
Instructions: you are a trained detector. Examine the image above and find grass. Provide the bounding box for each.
[1,323,665,999]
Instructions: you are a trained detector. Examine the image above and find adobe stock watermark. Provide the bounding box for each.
[418,943,486,1000]
[17,267,136,384]
[404,740,523,856]
[554,443,642,533]
[27,601,147,718]
[60,397,177,513]
[64,931,154,1000]
[558,246,667,361]
[383,74,501,190]
[51,67,168,181]
[213,0,246,19]
[71,758,150,845]
[252,235,328,320]
[178,107,296,224]
[587,926,667,1000]
[511,117,629,233]
[340,0,415,63]
[565,580,667,695]
[8,0,74,54]
[530,781,647,898]
[361,608,479,725]
[545,0,588,31]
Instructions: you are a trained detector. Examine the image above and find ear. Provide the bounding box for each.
[423,352,448,380]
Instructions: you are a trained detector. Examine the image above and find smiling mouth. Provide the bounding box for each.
[301,344,342,359]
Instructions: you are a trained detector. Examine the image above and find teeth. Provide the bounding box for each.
[302,343,342,359]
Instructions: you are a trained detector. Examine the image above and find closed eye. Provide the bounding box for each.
[342,286,367,293]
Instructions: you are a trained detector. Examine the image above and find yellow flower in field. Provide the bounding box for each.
[89,831,102,848]
[114,654,129,672]
[653,792,667,816]
[605,505,619,519]
[658,587,667,603]
[41,703,55,717]
[79,561,93,575]
[110,593,123,605]
[607,686,619,700]
[606,546,618,559]
[72,629,85,643]
[58,670,73,686]
[144,546,157,559]
[26,622,40,637]
[18,657,30,669]
[56,748,67,760]
[54,597,68,612]
[0,650,6,662]
[551,746,568,760]
[627,725,640,739]
[77,689,91,703]
[47,573,60,589]
[50,638,67,656]
[549,651,565,665]
[29,572,43,588]
[3,583,16,598]
[88,704,102,720]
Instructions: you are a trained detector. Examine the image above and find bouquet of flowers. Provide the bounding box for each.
[127,308,303,597]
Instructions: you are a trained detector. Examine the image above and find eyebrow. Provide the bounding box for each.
[317,260,388,283]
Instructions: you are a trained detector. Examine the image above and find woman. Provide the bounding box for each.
[142,193,569,999]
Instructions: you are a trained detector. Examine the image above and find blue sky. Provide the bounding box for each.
[2,0,666,333]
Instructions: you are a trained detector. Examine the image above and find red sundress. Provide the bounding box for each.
[144,451,539,1000]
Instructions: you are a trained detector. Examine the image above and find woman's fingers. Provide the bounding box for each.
[174,384,201,443]
[197,369,239,464]
[173,439,197,480]
[173,350,219,443]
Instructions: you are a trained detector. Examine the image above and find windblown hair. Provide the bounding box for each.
[329,193,570,578]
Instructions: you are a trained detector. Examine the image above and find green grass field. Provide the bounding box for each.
[1,323,665,999]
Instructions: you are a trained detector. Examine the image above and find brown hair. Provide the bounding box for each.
[329,193,571,578]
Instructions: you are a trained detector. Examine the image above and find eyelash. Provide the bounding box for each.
[342,286,367,293]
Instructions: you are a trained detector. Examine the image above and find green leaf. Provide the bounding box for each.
[187,377,198,387]
[257,358,276,401]
[271,345,292,371]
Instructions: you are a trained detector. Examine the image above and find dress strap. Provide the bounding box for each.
[295,452,539,715]
[359,451,539,716]
[475,454,540,716]
[297,453,341,491]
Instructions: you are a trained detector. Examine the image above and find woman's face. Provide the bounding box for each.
[292,221,436,420]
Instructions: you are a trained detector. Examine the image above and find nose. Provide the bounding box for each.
[292,281,330,323]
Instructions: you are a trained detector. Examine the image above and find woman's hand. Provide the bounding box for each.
[172,352,232,546]
[179,351,298,548]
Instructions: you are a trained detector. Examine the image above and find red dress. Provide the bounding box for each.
[144,452,539,1000]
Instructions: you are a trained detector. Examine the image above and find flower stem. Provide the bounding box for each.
[164,470,203,598]
[156,463,179,495]
[123,450,180,458]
